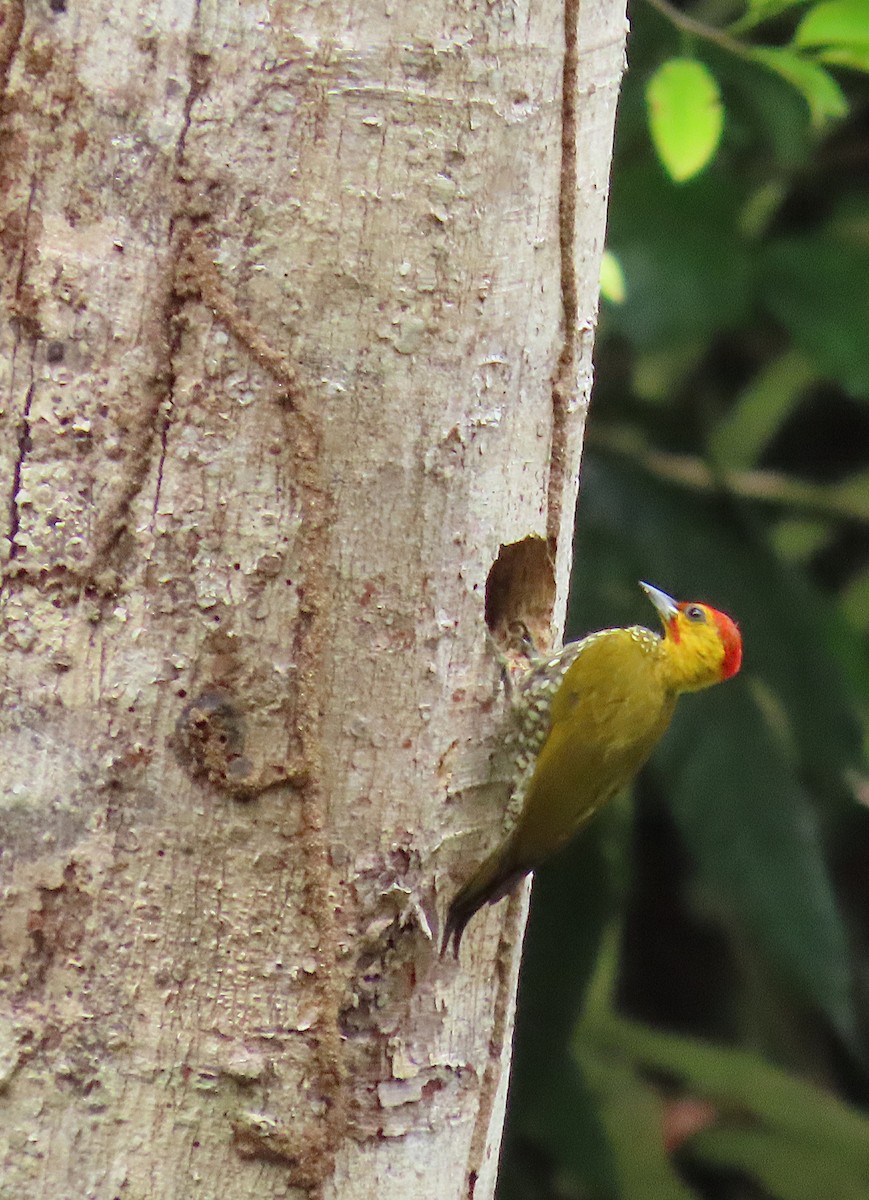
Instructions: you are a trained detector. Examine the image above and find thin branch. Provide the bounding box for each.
[644,0,753,57]
[591,425,869,526]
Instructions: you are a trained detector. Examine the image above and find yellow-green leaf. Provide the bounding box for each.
[795,0,869,49]
[732,0,811,35]
[818,45,869,70]
[599,250,627,304]
[750,47,848,124]
[646,59,725,183]
[745,0,810,17]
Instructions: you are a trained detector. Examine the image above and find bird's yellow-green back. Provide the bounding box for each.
[511,627,677,866]
[442,583,742,957]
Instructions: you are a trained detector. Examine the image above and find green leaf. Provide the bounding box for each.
[795,0,869,49]
[579,1053,698,1200]
[599,249,627,304]
[708,348,817,470]
[750,47,848,124]
[646,59,725,183]
[711,47,815,166]
[661,683,861,1051]
[691,1125,869,1200]
[741,0,811,22]
[761,235,869,395]
[580,1014,869,1179]
[841,565,869,632]
[632,343,707,403]
[617,12,814,166]
[770,516,833,563]
[740,178,790,238]
[818,44,869,70]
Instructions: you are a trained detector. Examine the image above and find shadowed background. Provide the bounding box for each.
[500,1,869,1195]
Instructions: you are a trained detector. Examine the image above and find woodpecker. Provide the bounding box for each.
[442,582,742,957]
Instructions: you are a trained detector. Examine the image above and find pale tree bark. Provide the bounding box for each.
[0,1,625,1197]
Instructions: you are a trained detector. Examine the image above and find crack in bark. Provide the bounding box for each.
[547,0,580,546]
[149,18,209,524]
[151,397,172,522]
[169,4,211,236]
[4,172,39,567]
[177,25,208,164]
[83,278,176,582]
[85,20,211,580]
[12,175,37,305]
[463,886,527,1196]
[7,375,34,561]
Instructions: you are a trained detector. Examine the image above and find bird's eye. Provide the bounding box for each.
[685,605,706,622]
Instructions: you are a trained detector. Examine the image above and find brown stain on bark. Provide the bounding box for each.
[174,684,309,797]
[20,862,93,995]
[276,368,348,1197]
[182,234,303,401]
[548,0,580,547]
[0,0,24,92]
[175,227,347,1195]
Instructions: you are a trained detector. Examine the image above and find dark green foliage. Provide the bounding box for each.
[498,1,869,1196]
[605,169,753,348]
[761,234,869,396]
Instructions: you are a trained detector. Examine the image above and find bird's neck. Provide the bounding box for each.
[658,632,725,693]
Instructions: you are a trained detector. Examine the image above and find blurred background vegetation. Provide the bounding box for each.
[499,0,869,1196]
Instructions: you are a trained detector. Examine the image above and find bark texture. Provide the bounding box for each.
[0,1,625,1196]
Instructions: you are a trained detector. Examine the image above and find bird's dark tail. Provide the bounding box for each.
[441,838,528,959]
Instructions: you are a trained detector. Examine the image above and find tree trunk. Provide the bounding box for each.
[0,1,625,1197]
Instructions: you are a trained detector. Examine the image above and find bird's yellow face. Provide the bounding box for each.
[640,582,742,694]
